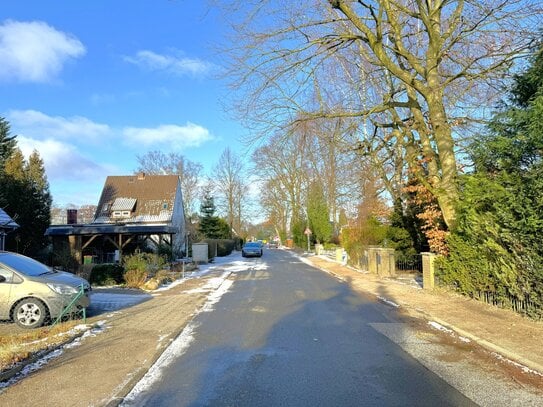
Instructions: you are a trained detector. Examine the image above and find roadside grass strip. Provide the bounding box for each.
[0,321,108,391]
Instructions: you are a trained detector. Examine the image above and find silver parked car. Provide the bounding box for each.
[0,251,91,329]
[242,242,263,258]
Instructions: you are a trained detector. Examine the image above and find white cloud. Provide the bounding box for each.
[17,136,111,182]
[122,123,214,150]
[6,110,110,141]
[0,20,85,83]
[124,50,213,76]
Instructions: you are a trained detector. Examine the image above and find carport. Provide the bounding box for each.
[45,223,177,265]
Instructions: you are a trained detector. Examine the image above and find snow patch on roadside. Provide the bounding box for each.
[377,296,400,308]
[120,273,235,405]
[153,252,251,293]
[120,323,198,406]
[427,321,470,343]
[491,352,543,377]
[428,321,454,334]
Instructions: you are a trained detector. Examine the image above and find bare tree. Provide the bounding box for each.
[220,0,542,228]
[252,131,313,238]
[211,147,248,236]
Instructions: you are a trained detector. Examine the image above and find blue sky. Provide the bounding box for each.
[0,1,248,207]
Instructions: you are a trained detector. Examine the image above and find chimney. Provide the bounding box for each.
[67,209,78,225]
[137,172,146,180]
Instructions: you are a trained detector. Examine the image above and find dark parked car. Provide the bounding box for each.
[242,242,263,258]
[0,251,91,328]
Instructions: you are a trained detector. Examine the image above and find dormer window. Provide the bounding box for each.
[109,198,137,219]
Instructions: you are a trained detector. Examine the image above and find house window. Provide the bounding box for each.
[163,203,168,210]
[122,211,130,216]
[112,211,122,218]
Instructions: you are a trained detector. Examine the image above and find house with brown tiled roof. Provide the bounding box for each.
[46,173,186,265]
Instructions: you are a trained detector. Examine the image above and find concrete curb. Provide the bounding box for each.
[427,316,543,376]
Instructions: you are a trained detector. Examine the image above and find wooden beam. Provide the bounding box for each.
[82,235,99,250]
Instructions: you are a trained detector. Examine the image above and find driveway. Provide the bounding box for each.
[87,287,152,316]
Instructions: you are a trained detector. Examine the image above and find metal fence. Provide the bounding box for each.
[395,254,423,273]
[472,291,539,317]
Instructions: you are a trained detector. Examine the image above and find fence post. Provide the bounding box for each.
[421,252,436,290]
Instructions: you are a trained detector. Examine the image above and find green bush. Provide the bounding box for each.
[89,264,124,286]
[205,239,235,257]
[122,252,167,288]
[436,174,543,318]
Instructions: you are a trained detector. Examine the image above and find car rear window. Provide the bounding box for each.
[0,253,51,276]
[245,242,260,247]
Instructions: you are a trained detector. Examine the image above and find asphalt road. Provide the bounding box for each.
[124,250,477,406]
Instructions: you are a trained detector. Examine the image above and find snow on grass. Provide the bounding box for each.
[0,321,108,392]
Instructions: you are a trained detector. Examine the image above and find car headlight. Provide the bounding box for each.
[47,283,78,295]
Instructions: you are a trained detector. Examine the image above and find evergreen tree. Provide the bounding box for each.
[199,193,231,239]
[0,117,16,169]
[2,148,51,256]
[306,182,332,244]
[438,43,543,317]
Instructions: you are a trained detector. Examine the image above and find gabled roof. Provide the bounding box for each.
[0,208,19,230]
[93,173,180,224]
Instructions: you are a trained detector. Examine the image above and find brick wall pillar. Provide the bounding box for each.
[377,248,396,278]
[367,247,378,274]
[422,252,436,290]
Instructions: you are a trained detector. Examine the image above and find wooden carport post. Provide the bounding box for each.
[68,235,82,265]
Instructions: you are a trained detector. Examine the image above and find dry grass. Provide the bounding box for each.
[0,321,81,372]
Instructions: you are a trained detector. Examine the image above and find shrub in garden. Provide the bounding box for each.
[89,264,124,286]
[122,252,168,288]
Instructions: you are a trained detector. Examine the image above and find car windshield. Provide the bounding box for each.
[0,253,53,276]
[244,242,260,248]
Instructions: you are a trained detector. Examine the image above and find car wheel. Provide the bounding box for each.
[14,298,48,329]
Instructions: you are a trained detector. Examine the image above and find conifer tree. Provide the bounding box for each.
[0,117,16,169]
[2,147,51,256]
[199,192,230,239]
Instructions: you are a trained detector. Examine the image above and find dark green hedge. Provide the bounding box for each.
[204,239,235,257]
